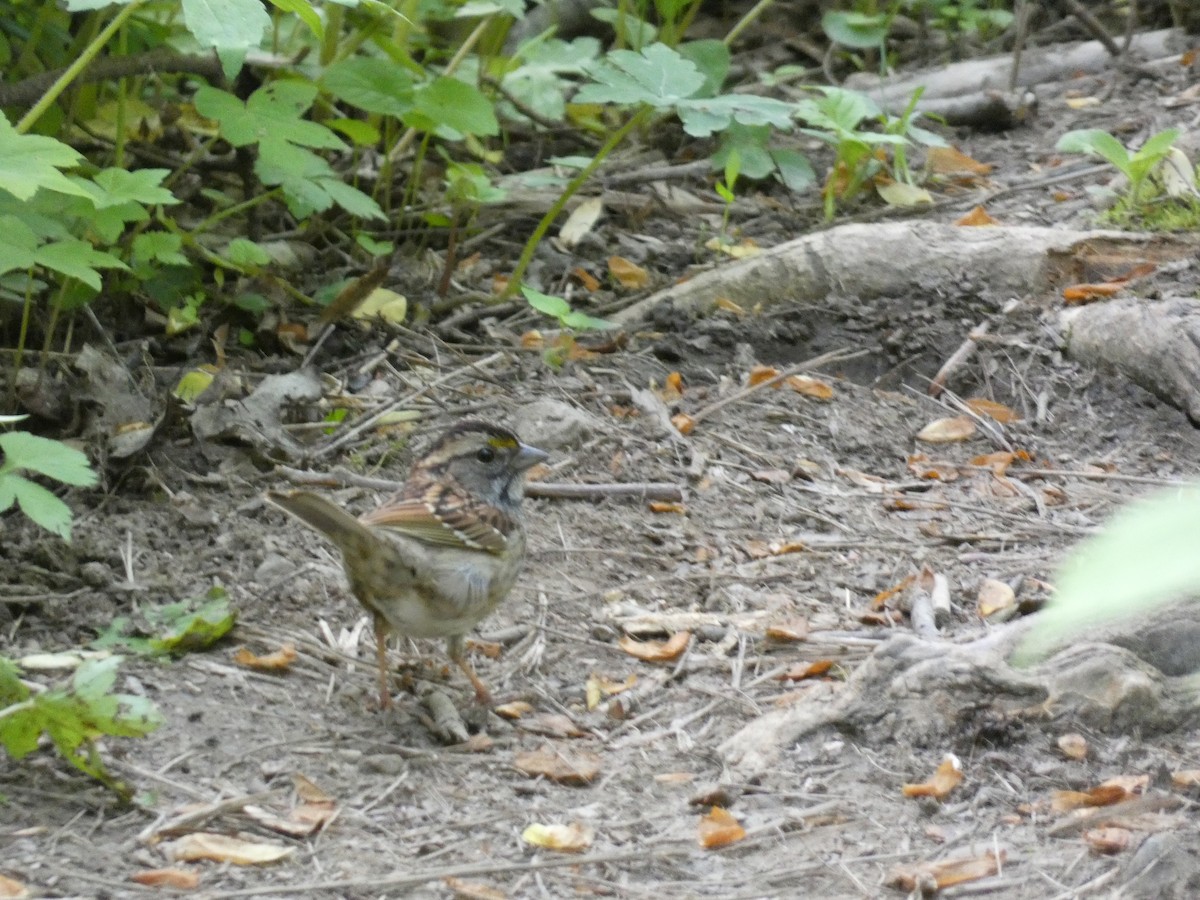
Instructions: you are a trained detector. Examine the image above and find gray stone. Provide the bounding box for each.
[512,398,596,449]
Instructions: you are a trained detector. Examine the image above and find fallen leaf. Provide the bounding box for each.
[977,579,1016,619]
[715,297,745,316]
[1057,733,1089,760]
[518,712,586,738]
[292,773,334,804]
[442,876,507,900]
[585,673,637,710]
[765,618,809,642]
[786,375,834,400]
[1172,769,1200,788]
[955,204,1001,226]
[747,364,780,386]
[839,468,889,492]
[705,237,761,258]
[513,746,603,785]
[1063,282,1124,304]
[887,849,1005,891]
[521,822,594,853]
[928,146,993,177]
[1084,827,1131,854]
[965,398,1020,423]
[663,371,684,400]
[558,197,603,249]
[750,468,791,484]
[619,631,690,662]
[698,807,745,849]
[570,267,601,292]
[494,700,534,720]
[131,869,200,890]
[1101,774,1149,794]
[350,288,407,324]
[873,575,916,609]
[1051,784,1129,812]
[162,832,294,865]
[671,413,695,435]
[743,539,806,559]
[778,659,834,681]
[232,643,297,671]
[916,416,977,443]
[876,179,933,207]
[608,255,650,289]
[970,450,1017,475]
[0,874,29,899]
[648,501,685,513]
[902,755,963,800]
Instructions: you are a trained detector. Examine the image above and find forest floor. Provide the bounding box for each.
[5,20,1200,900]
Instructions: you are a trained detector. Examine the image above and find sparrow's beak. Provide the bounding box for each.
[514,442,549,470]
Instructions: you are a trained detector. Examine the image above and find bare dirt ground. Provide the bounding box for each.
[5,25,1200,900]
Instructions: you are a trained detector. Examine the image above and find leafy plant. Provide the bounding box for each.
[0,654,163,798]
[93,588,237,656]
[0,421,98,541]
[1013,485,1200,666]
[1056,128,1182,209]
[521,286,615,331]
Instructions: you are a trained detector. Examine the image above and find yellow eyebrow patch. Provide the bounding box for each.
[487,435,518,449]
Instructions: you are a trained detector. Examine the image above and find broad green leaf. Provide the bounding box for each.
[148,590,236,654]
[713,125,774,180]
[90,168,177,207]
[132,232,189,267]
[522,286,615,330]
[318,177,387,220]
[33,240,127,291]
[770,149,817,193]
[322,58,415,117]
[677,94,795,138]
[327,118,381,146]
[589,7,658,46]
[409,78,499,137]
[677,40,729,99]
[821,10,889,48]
[0,115,90,201]
[181,0,270,51]
[6,475,74,540]
[1055,129,1130,173]
[457,0,523,16]
[225,237,271,268]
[0,431,97,486]
[1013,485,1200,665]
[0,215,39,275]
[576,43,705,108]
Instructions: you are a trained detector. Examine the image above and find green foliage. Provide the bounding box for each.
[93,588,237,656]
[0,654,163,798]
[1013,485,1200,666]
[0,425,98,541]
[521,286,615,331]
[1057,128,1182,208]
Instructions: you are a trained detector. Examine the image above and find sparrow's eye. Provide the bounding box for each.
[476,446,496,463]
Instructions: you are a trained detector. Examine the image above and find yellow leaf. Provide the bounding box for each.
[521,822,594,853]
[876,180,933,207]
[351,288,407,324]
[162,832,294,866]
[698,807,745,849]
[172,365,218,403]
[916,416,976,443]
[608,255,650,289]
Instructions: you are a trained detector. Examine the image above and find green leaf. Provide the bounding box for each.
[225,237,271,268]
[713,124,774,180]
[181,0,270,52]
[1013,485,1200,665]
[266,0,324,40]
[318,177,387,220]
[409,78,499,137]
[132,232,189,268]
[322,58,415,117]
[148,590,236,655]
[0,114,90,201]
[327,118,381,147]
[5,475,74,540]
[1055,129,1131,174]
[677,40,729,99]
[0,431,98,486]
[90,168,177,207]
[677,94,795,138]
[576,43,705,108]
[821,10,889,48]
[521,285,616,331]
[33,240,127,291]
[589,7,658,46]
[770,149,817,193]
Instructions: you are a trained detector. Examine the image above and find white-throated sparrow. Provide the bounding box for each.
[267,420,547,708]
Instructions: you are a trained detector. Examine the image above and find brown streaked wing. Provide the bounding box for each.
[360,487,510,553]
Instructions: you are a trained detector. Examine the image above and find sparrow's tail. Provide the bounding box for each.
[265,490,376,553]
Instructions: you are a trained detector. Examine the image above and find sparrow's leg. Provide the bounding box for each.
[447,634,492,705]
[373,612,393,710]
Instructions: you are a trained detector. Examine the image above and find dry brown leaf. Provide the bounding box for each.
[162,832,294,866]
[887,849,1005,891]
[494,700,534,720]
[491,273,510,295]
[520,330,544,349]
[671,413,695,435]
[521,822,594,853]
[743,539,806,559]
[518,712,586,738]
[608,255,650,289]
[778,659,834,681]
[786,375,834,400]
[902,755,963,800]
[765,618,809,642]
[1063,282,1124,304]
[664,371,684,398]
[558,197,603,249]
[750,468,791,484]
[131,869,200,890]
[697,807,746,849]
[715,297,745,316]
[1057,733,1089,760]
[442,876,507,900]
[1051,784,1129,812]
[977,579,1016,619]
[1172,769,1200,788]
[292,773,334,804]
[0,875,29,899]
[571,267,601,292]
[513,746,603,785]
[839,468,889,492]
[907,453,958,481]
[916,416,977,443]
[586,673,636,710]
[970,450,1017,475]
[648,500,685,514]
[747,364,780,387]
[955,205,1001,226]
[965,398,1020,423]
[1101,774,1149,794]
[1084,827,1132,855]
[243,804,326,839]
[232,643,297,671]
[619,631,690,662]
[928,146,993,177]
[873,574,916,609]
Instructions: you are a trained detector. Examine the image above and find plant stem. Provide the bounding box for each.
[724,0,776,47]
[16,1,144,134]
[502,105,651,299]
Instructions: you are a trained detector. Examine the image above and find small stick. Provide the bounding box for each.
[273,465,685,503]
[928,321,989,398]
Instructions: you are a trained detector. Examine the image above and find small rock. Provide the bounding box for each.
[79,561,111,588]
[512,399,597,450]
[361,754,408,776]
[254,554,294,585]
